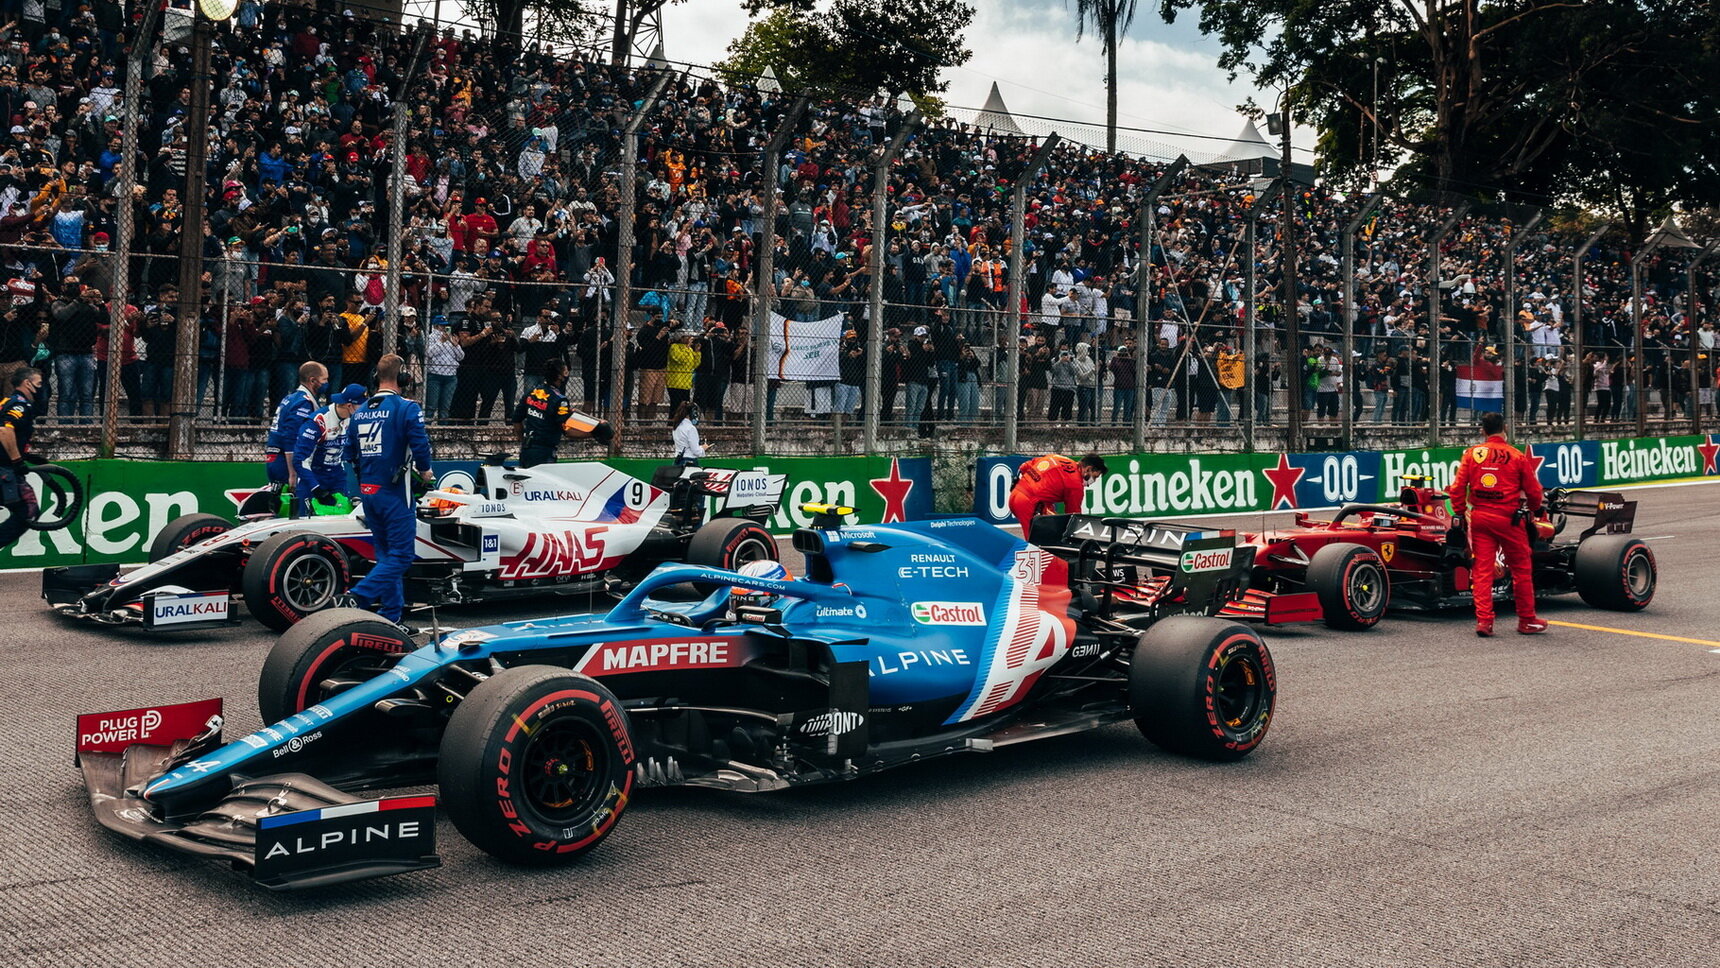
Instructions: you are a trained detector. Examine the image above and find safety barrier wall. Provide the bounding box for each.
[3,456,933,571]
[972,434,1720,524]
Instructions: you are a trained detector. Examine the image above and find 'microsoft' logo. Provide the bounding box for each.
[910,601,986,625]
[1179,548,1234,573]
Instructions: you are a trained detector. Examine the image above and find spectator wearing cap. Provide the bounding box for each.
[632,313,672,423]
[664,327,700,414]
[338,293,375,390]
[49,282,103,420]
[694,319,735,422]
[518,307,566,396]
[211,236,258,305]
[423,315,463,421]
[463,198,499,256]
[836,328,865,417]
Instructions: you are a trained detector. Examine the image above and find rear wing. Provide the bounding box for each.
[1548,489,1635,538]
[1033,514,1258,615]
[676,466,788,517]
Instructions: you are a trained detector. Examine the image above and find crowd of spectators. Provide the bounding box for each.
[0,0,1712,443]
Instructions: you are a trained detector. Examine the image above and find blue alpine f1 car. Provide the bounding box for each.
[75,509,1300,889]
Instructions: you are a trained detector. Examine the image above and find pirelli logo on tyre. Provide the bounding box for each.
[1179,547,1234,573]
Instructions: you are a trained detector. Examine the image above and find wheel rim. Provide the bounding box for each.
[1626,551,1653,597]
[281,553,339,612]
[306,648,395,709]
[1348,561,1385,615]
[728,534,773,568]
[1215,651,1267,733]
[522,717,610,824]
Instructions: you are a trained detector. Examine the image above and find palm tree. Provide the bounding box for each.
[1068,0,1140,154]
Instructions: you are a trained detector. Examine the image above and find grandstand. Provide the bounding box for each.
[0,0,1714,460]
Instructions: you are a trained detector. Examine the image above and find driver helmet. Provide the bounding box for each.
[730,558,792,604]
[426,484,465,511]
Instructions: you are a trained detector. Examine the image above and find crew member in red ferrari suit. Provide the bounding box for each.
[1009,453,1108,534]
[1448,410,1547,637]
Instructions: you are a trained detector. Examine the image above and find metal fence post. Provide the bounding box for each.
[1629,230,1676,437]
[381,25,430,357]
[1134,157,1187,452]
[609,72,672,450]
[861,108,919,454]
[1689,240,1720,435]
[1003,135,1060,455]
[1572,224,1610,441]
[1501,210,1543,441]
[1340,193,1385,446]
[169,17,216,459]
[1242,183,1280,453]
[102,1,163,455]
[751,97,808,456]
[1425,203,1471,447]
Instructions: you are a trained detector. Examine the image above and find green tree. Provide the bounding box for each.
[726,0,974,98]
[460,1,677,61]
[1159,0,1720,224]
[1068,1,1140,155]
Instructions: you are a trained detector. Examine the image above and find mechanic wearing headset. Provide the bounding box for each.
[265,361,328,490]
[1008,453,1108,535]
[0,367,43,551]
[342,355,433,625]
[1449,410,1547,637]
[510,359,615,468]
[291,383,367,518]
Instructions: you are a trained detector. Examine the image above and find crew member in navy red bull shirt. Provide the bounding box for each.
[342,355,433,623]
[291,383,367,518]
[0,367,43,551]
[510,359,615,468]
[266,361,327,490]
[1449,410,1547,637]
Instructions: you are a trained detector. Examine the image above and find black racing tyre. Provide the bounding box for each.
[148,512,232,563]
[685,517,777,570]
[439,666,635,865]
[258,607,413,724]
[1307,542,1389,630]
[24,463,84,532]
[1574,535,1656,611]
[241,531,353,632]
[1129,616,1276,761]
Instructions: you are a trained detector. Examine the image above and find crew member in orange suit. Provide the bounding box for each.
[1009,453,1108,535]
[1448,411,1546,637]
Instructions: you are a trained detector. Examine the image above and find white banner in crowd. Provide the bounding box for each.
[767,312,843,382]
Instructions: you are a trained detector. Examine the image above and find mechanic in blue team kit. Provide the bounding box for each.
[510,359,615,468]
[290,383,368,518]
[342,355,434,623]
[0,367,43,550]
[265,361,328,489]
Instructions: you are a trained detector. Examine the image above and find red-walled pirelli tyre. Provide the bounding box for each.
[1129,617,1276,761]
[1574,535,1656,611]
[439,666,636,865]
[1307,542,1389,630]
[148,513,232,563]
[242,531,353,632]
[257,608,414,724]
[685,518,777,570]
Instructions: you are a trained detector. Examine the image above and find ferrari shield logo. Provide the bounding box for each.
[1380,541,1396,563]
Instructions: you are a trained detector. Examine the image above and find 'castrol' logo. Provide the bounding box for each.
[1179,548,1234,573]
[910,601,986,625]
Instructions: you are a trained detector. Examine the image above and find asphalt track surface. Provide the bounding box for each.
[4,482,1720,967]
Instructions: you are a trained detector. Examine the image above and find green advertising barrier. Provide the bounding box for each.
[0,456,935,572]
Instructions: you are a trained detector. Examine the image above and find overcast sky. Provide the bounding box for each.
[653,0,1301,160]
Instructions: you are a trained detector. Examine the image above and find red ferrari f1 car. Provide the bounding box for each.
[1241,478,1656,630]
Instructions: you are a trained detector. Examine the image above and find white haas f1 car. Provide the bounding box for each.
[44,461,785,632]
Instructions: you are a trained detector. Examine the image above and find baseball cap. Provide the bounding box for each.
[332,383,369,404]
[400,306,418,316]
[913,326,929,337]
[91,231,109,244]
[430,314,449,327]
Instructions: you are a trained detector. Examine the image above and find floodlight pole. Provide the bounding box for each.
[750,96,807,456]
[1242,183,1281,451]
[1003,134,1060,454]
[1572,224,1611,440]
[1630,232,1669,438]
[609,72,671,452]
[1425,202,1470,448]
[382,24,430,357]
[861,107,918,454]
[1340,193,1385,446]
[1501,210,1543,441]
[1133,157,1187,451]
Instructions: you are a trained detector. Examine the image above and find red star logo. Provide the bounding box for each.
[225,488,262,511]
[1700,436,1720,475]
[868,457,915,524]
[1261,453,1304,510]
[1521,444,1546,481]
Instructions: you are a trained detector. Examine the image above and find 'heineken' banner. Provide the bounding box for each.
[0,455,932,571]
[974,433,1720,525]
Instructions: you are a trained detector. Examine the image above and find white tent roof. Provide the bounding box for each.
[1647,215,1702,250]
[757,64,783,94]
[972,82,1024,136]
[645,40,668,70]
[1209,118,1275,163]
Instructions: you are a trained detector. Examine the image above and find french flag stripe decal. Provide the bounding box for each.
[257,795,436,829]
